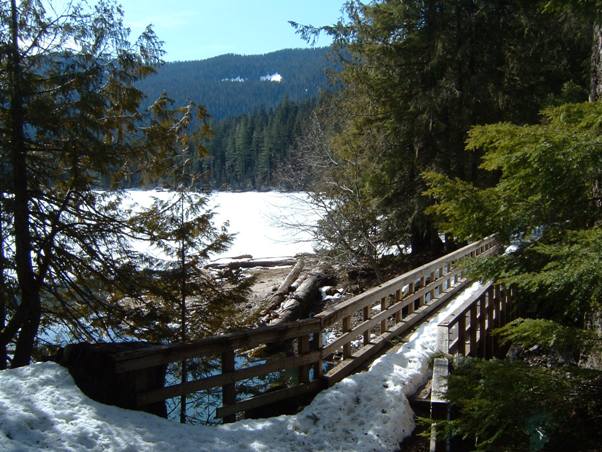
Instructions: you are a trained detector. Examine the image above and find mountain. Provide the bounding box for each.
[138,47,337,121]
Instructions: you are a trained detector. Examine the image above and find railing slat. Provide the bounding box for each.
[136,351,321,406]
[221,350,236,423]
[113,319,321,372]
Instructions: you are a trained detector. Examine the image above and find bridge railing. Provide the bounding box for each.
[315,236,498,384]
[111,235,498,422]
[437,282,514,358]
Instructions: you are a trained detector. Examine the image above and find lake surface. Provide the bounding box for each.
[125,190,319,260]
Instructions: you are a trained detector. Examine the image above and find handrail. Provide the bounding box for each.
[110,235,499,422]
[437,282,514,357]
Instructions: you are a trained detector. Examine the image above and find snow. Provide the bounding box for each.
[221,76,246,82]
[123,190,318,260]
[259,72,282,82]
[0,283,482,452]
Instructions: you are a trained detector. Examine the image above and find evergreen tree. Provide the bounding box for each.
[296,0,591,260]
[0,0,226,368]
[421,4,602,448]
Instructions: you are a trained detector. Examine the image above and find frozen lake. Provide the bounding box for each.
[125,190,319,260]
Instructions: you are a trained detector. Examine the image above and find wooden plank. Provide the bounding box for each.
[114,318,321,372]
[342,316,352,358]
[136,351,321,406]
[380,297,388,334]
[437,324,450,354]
[222,350,236,423]
[298,336,310,384]
[431,358,449,403]
[216,380,324,419]
[469,304,478,356]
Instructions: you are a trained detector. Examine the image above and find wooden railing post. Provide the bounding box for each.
[501,285,508,325]
[394,289,402,324]
[407,281,415,315]
[458,315,466,356]
[313,330,323,379]
[419,274,426,308]
[221,349,236,423]
[479,296,487,357]
[469,303,478,356]
[362,305,371,345]
[429,270,436,302]
[380,297,388,334]
[298,335,310,384]
[342,316,352,358]
[486,287,495,358]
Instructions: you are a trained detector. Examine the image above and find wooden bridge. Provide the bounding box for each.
[111,235,507,423]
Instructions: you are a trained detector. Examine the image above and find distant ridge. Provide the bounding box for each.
[138,47,336,121]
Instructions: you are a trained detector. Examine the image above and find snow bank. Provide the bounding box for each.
[0,283,481,451]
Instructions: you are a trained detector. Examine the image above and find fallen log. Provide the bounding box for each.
[268,265,336,326]
[261,259,305,315]
[206,258,297,270]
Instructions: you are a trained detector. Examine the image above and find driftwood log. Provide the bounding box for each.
[206,258,297,270]
[266,265,336,326]
[261,259,305,315]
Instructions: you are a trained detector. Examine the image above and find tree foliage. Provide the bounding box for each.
[424,44,602,452]
[426,101,602,322]
[443,359,602,451]
[198,97,318,190]
[298,0,592,261]
[0,0,242,369]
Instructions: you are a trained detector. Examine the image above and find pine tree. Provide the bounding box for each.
[127,96,252,423]
[0,0,224,368]
[295,0,591,260]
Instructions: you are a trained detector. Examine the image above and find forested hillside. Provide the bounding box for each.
[138,48,335,121]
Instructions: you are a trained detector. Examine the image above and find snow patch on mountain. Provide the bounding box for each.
[221,76,246,82]
[260,72,282,82]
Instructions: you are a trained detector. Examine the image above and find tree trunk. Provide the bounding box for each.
[0,193,7,369]
[591,22,602,208]
[179,195,188,424]
[8,0,42,368]
[590,23,602,102]
[410,210,443,257]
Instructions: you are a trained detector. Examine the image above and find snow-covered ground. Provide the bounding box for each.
[124,190,318,260]
[0,283,482,452]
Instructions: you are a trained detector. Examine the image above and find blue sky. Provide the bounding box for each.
[114,0,347,61]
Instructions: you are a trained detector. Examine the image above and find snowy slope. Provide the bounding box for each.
[0,283,482,452]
